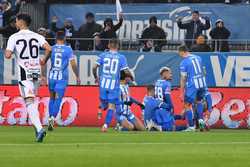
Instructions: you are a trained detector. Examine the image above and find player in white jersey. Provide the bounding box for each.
[5,13,51,142]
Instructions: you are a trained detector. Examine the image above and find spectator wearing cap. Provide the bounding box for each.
[209,19,231,52]
[99,13,123,50]
[191,34,211,52]
[140,16,166,52]
[51,16,76,49]
[78,12,102,51]
[38,27,55,46]
[1,0,22,27]
[177,10,210,49]
[0,15,18,47]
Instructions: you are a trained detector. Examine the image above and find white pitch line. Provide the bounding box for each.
[1,142,250,146]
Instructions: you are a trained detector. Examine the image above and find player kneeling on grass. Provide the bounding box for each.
[178,45,208,132]
[41,31,80,131]
[5,13,51,142]
[115,70,145,131]
[92,39,132,132]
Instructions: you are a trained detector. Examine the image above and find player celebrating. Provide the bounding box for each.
[115,70,145,131]
[5,13,51,142]
[42,31,80,131]
[178,45,207,131]
[92,39,132,132]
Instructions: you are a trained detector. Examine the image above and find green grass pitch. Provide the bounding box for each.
[0,126,250,167]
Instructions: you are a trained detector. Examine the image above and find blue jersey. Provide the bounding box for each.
[180,54,207,90]
[155,79,173,111]
[96,51,128,91]
[49,44,74,81]
[143,96,162,122]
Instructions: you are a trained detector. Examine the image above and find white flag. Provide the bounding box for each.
[116,0,122,20]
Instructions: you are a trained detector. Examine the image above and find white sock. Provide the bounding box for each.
[26,102,43,132]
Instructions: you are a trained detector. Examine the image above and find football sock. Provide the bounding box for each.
[26,101,43,132]
[105,109,114,127]
[49,98,55,118]
[53,97,62,118]
[185,109,194,127]
[197,102,204,120]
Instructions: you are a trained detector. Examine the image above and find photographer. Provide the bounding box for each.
[177,10,210,49]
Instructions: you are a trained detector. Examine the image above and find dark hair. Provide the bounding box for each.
[149,16,157,24]
[196,34,208,40]
[16,13,32,26]
[85,12,94,18]
[104,18,113,27]
[147,85,155,92]
[178,45,189,52]
[56,31,65,40]
[120,70,126,81]
[192,10,200,15]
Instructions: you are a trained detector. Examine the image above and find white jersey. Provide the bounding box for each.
[120,84,132,115]
[6,29,47,81]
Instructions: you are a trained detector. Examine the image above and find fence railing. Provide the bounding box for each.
[0,36,250,52]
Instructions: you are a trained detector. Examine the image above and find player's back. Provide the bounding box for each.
[143,96,161,122]
[155,79,171,102]
[49,44,73,81]
[180,54,207,89]
[7,29,47,81]
[97,51,128,91]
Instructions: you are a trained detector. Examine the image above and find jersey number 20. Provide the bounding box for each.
[103,58,119,74]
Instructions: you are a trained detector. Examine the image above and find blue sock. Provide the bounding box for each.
[49,98,55,118]
[197,102,204,120]
[206,94,212,112]
[175,126,187,131]
[53,97,62,118]
[105,109,114,127]
[185,110,194,127]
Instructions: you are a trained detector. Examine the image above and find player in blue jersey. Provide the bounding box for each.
[42,31,80,131]
[92,39,132,132]
[178,45,207,131]
[115,70,145,131]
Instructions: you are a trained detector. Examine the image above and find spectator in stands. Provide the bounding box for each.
[177,10,210,49]
[140,16,166,52]
[93,32,105,51]
[99,13,123,50]
[0,15,17,47]
[191,34,211,52]
[51,16,76,49]
[38,27,55,46]
[78,12,102,51]
[1,0,22,27]
[209,19,231,52]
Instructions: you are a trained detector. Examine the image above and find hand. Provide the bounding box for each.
[119,13,124,20]
[76,77,81,85]
[95,77,99,84]
[52,16,58,23]
[139,104,145,110]
[40,76,47,86]
[176,16,183,22]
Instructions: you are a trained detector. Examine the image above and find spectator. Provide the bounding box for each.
[93,32,105,51]
[141,16,166,52]
[38,27,55,46]
[0,15,18,47]
[99,13,123,50]
[209,19,231,52]
[1,0,22,27]
[78,12,102,51]
[51,16,76,49]
[177,10,210,49]
[191,34,211,52]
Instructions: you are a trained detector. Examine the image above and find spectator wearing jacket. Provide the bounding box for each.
[177,10,210,49]
[141,16,166,52]
[78,12,102,51]
[51,16,76,49]
[99,13,123,50]
[209,19,231,52]
[191,34,211,52]
[1,0,22,27]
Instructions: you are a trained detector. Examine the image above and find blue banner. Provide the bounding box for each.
[1,51,250,87]
[49,3,250,41]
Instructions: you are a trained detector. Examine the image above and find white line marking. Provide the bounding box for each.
[95,12,212,16]
[1,142,250,146]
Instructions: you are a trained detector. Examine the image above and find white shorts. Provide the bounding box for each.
[18,80,40,98]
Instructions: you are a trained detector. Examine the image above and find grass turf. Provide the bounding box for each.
[0,127,250,167]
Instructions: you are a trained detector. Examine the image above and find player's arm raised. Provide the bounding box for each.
[70,58,81,85]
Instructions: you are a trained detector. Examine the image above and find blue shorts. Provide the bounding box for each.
[116,111,136,125]
[49,79,67,96]
[185,88,206,104]
[155,109,175,131]
[99,88,120,105]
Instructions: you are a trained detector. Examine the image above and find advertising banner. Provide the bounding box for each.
[0,85,249,129]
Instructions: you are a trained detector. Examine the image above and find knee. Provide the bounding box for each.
[184,103,192,111]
